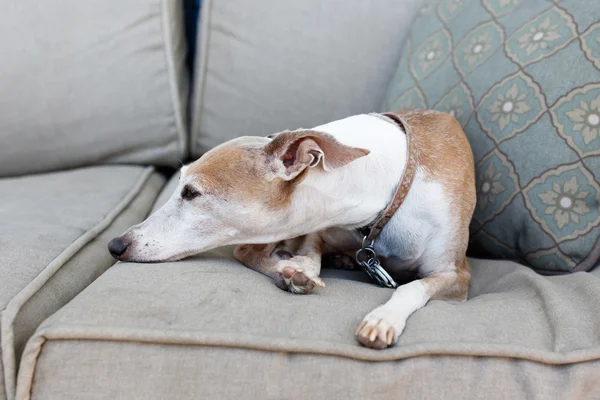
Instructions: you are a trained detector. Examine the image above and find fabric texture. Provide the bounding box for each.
[190,0,423,157]
[383,0,600,273]
[0,166,165,400]
[0,0,188,177]
[22,343,600,400]
[16,253,600,399]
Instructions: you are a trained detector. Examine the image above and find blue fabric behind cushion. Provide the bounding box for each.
[185,0,201,75]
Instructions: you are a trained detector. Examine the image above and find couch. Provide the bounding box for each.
[2,0,599,399]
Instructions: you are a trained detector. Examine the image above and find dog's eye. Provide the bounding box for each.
[181,185,201,201]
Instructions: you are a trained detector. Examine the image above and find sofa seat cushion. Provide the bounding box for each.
[0,166,165,400]
[16,252,600,399]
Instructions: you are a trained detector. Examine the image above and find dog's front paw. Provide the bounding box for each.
[355,306,405,349]
[274,259,324,294]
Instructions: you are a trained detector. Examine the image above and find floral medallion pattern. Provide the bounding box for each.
[507,7,576,66]
[581,22,600,70]
[410,29,452,80]
[550,83,600,157]
[482,0,522,17]
[433,82,475,126]
[438,0,473,23]
[389,87,427,111]
[454,21,503,75]
[475,149,519,224]
[477,72,545,142]
[523,163,600,242]
[538,176,590,229]
[525,248,576,272]
[384,0,600,273]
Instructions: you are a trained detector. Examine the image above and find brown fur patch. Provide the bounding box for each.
[186,139,293,209]
[423,258,470,301]
[233,243,279,275]
[184,131,369,211]
[386,109,476,288]
[266,130,369,171]
[456,257,471,300]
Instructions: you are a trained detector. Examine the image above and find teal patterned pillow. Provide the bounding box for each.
[383,0,600,273]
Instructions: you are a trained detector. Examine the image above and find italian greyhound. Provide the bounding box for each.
[109,110,476,349]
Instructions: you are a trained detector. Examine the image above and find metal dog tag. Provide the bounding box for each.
[355,243,398,289]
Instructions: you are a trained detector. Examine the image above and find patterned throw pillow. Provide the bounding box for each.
[382,0,600,273]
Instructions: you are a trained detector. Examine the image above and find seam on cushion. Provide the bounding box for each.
[0,328,5,400]
[14,333,46,400]
[24,325,600,367]
[1,167,155,400]
[160,0,188,160]
[15,333,47,400]
[18,336,600,400]
[190,0,213,156]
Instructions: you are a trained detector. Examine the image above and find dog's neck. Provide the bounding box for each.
[281,114,409,238]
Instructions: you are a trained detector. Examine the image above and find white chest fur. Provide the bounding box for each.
[300,114,455,276]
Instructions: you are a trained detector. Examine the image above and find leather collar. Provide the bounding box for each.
[358,112,418,243]
[354,112,418,288]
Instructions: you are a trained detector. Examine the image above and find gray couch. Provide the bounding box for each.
[2,1,600,399]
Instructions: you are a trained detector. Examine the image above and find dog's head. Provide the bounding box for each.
[108,131,369,262]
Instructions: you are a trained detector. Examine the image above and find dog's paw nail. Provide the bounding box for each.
[356,310,403,350]
[386,329,395,345]
[314,278,325,288]
[369,329,378,342]
[356,320,367,335]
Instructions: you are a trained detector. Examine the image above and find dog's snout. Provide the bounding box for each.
[108,237,129,259]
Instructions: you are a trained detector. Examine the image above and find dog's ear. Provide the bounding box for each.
[265,130,370,180]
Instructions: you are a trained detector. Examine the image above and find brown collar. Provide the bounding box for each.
[355,112,418,288]
[360,112,418,242]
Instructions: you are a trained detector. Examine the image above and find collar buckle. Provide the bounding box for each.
[355,238,398,289]
[353,112,415,289]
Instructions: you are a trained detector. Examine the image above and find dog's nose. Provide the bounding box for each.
[108,237,129,258]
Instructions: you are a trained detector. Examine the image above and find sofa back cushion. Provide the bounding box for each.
[0,0,188,177]
[383,0,600,273]
[190,0,423,158]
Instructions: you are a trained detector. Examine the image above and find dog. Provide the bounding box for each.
[108,110,476,349]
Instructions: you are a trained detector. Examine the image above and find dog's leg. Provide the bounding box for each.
[234,233,325,294]
[322,252,358,270]
[356,257,470,349]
